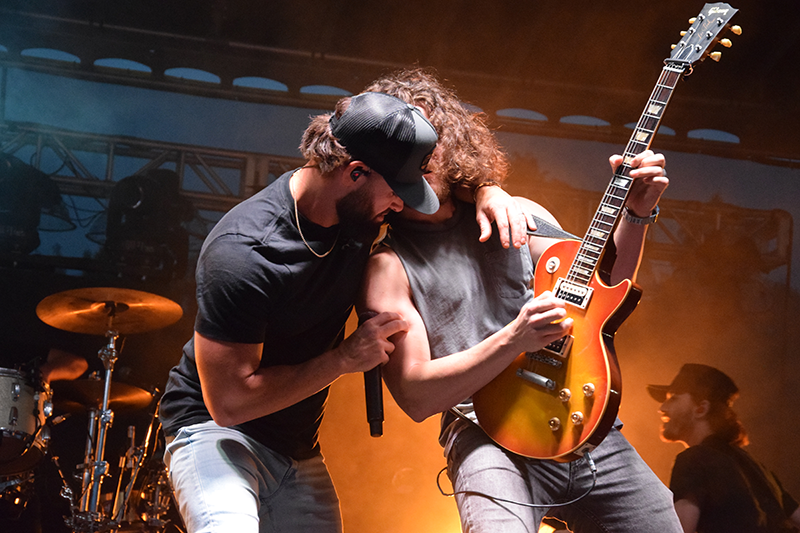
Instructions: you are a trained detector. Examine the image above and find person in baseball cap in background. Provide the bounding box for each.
[649,364,800,533]
[159,90,530,533]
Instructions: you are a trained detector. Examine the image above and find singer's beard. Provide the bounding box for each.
[336,187,385,226]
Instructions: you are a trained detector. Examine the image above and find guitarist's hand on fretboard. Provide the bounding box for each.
[613,150,668,218]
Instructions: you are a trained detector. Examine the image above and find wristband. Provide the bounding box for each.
[472,180,501,201]
[623,205,659,225]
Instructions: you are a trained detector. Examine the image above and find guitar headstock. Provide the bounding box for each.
[667,2,741,72]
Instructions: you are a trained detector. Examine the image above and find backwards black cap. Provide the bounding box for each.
[330,92,439,215]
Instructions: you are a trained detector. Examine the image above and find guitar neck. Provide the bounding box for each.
[566,64,685,284]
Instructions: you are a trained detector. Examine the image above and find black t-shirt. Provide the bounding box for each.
[670,435,799,533]
[159,171,378,460]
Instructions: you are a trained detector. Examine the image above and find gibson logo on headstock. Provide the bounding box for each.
[708,7,731,15]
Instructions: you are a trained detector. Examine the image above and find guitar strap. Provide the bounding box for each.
[526,214,579,240]
[526,213,618,284]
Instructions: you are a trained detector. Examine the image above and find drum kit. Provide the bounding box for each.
[0,287,184,533]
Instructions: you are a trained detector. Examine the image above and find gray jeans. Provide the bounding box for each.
[446,421,682,533]
[164,420,342,533]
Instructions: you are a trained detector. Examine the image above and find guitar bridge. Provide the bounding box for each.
[554,279,593,309]
[527,351,563,368]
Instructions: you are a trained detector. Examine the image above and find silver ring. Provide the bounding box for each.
[662,168,668,178]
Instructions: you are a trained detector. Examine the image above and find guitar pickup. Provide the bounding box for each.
[554,278,593,309]
[541,334,573,359]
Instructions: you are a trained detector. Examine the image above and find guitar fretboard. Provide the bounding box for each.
[565,64,684,285]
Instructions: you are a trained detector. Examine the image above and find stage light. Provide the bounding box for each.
[0,152,74,254]
[98,168,194,279]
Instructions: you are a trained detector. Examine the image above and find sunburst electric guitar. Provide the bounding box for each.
[472,3,740,462]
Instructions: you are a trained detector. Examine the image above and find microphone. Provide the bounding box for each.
[358,311,384,437]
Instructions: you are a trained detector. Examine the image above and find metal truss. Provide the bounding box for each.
[0,119,792,292]
[0,120,303,213]
[529,182,793,291]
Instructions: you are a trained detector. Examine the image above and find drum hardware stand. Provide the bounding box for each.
[52,455,78,519]
[72,321,121,532]
[111,394,161,524]
[111,396,175,531]
[34,287,183,533]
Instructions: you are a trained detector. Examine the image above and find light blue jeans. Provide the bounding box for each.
[164,420,342,533]
[446,421,682,533]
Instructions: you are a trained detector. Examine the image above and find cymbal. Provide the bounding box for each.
[36,287,183,335]
[51,379,153,412]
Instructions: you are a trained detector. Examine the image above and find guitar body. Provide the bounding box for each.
[473,239,641,461]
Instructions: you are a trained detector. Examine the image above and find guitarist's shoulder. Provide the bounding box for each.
[513,196,561,229]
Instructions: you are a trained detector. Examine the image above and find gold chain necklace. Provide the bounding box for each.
[290,173,339,258]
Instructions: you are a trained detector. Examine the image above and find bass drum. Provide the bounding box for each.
[0,368,53,476]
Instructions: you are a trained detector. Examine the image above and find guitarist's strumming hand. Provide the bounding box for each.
[509,291,574,355]
[610,149,669,218]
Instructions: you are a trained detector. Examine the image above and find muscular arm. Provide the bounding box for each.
[673,498,701,533]
[358,247,571,423]
[195,313,407,426]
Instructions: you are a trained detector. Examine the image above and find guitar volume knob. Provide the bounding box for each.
[545,257,560,274]
[558,388,571,402]
[570,411,584,426]
[548,417,561,431]
[582,383,595,397]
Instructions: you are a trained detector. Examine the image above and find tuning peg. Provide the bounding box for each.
[689,17,697,24]
[709,51,722,62]
[680,31,687,36]
[730,25,742,35]
[720,38,732,48]
[671,44,677,50]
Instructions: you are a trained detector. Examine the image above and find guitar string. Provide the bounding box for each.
[568,66,677,285]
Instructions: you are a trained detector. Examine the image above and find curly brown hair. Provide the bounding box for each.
[298,97,353,174]
[363,67,509,190]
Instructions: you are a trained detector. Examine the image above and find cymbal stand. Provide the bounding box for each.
[52,455,78,516]
[111,395,160,524]
[72,319,120,532]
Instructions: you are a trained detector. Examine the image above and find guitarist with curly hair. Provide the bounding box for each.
[359,67,682,533]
